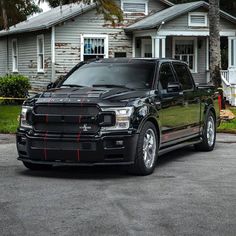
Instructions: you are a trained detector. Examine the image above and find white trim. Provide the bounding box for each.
[12,38,18,73]
[155,38,160,59]
[132,36,136,57]
[80,34,109,61]
[206,37,209,70]
[152,37,155,58]
[37,34,44,73]
[121,0,148,15]
[51,26,55,81]
[158,30,236,37]
[228,37,236,68]
[161,38,166,58]
[188,12,208,27]
[172,37,198,73]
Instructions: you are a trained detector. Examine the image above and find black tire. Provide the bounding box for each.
[195,111,216,151]
[23,161,52,171]
[129,121,158,175]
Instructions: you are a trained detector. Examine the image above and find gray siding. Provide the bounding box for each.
[162,8,236,31]
[54,0,169,79]
[6,31,52,91]
[0,38,7,76]
[193,37,207,84]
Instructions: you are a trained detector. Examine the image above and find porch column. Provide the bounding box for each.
[228,37,236,84]
[153,36,166,58]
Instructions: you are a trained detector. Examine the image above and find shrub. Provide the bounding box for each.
[0,74,31,104]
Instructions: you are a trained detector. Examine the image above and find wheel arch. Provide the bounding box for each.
[138,116,161,148]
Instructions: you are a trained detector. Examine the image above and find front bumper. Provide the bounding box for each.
[16,131,139,166]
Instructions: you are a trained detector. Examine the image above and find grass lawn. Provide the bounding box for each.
[0,105,21,133]
[0,104,235,134]
[217,107,236,134]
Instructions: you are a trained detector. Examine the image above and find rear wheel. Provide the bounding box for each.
[129,121,158,175]
[23,161,52,171]
[195,111,216,151]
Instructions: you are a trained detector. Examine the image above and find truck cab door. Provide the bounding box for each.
[157,63,186,144]
[172,63,201,136]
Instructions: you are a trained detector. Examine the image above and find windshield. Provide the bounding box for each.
[62,63,156,89]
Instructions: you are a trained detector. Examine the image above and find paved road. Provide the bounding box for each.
[0,134,236,236]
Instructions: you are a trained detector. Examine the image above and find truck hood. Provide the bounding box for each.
[28,87,150,107]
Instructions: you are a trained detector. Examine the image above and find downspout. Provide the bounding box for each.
[51,26,55,82]
[6,35,9,74]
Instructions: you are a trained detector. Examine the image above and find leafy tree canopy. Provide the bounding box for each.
[39,0,123,25]
[0,0,41,29]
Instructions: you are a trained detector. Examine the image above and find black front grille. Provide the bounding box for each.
[34,105,99,116]
[32,104,101,134]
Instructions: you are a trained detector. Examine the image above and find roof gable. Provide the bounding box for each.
[126,1,236,32]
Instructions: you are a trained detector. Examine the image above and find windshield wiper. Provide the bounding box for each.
[93,84,132,89]
[61,84,85,88]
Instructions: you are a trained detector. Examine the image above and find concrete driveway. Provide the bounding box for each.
[0,133,236,236]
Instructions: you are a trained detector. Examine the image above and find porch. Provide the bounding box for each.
[132,34,236,106]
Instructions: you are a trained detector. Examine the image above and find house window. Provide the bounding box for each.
[12,39,18,72]
[37,35,44,72]
[121,0,148,15]
[81,34,108,61]
[188,12,208,27]
[173,38,197,73]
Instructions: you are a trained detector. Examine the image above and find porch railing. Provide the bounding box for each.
[220,70,229,82]
[220,70,236,106]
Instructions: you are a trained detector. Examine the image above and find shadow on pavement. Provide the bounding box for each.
[17,146,198,180]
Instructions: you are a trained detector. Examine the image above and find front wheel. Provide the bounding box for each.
[195,111,216,151]
[129,121,158,175]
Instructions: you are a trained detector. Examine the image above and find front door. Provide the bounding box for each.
[141,39,152,58]
[158,63,186,144]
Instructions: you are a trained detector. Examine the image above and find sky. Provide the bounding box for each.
[38,1,50,12]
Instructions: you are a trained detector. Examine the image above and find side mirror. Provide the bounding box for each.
[167,82,182,93]
[47,82,55,90]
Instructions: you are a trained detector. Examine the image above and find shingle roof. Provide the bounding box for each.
[0,0,174,37]
[125,1,236,32]
[0,3,96,37]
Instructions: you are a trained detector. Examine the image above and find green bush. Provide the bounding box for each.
[0,74,31,104]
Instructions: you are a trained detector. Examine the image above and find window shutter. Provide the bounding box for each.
[191,15,205,24]
[123,3,146,13]
[189,13,207,26]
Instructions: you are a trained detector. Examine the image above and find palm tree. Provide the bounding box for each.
[209,0,225,108]
[209,0,222,88]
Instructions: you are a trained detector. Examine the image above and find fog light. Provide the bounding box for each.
[116,140,123,146]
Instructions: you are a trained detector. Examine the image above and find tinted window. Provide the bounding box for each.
[173,63,193,90]
[159,63,176,93]
[63,63,156,89]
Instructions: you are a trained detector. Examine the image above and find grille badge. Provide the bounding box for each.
[80,124,92,132]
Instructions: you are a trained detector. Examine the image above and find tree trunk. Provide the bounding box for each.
[209,0,225,108]
[0,0,8,29]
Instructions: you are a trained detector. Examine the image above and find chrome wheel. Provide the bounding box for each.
[207,116,215,147]
[143,128,157,169]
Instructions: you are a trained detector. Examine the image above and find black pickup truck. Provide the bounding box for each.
[17,58,220,175]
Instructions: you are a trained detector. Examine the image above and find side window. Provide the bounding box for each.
[159,63,176,93]
[173,63,193,90]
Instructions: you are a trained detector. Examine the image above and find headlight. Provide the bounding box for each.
[20,106,33,129]
[101,107,134,131]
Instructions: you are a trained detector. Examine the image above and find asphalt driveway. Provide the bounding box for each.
[0,133,236,236]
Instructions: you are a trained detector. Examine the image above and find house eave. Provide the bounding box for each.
[0,3,96,38]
